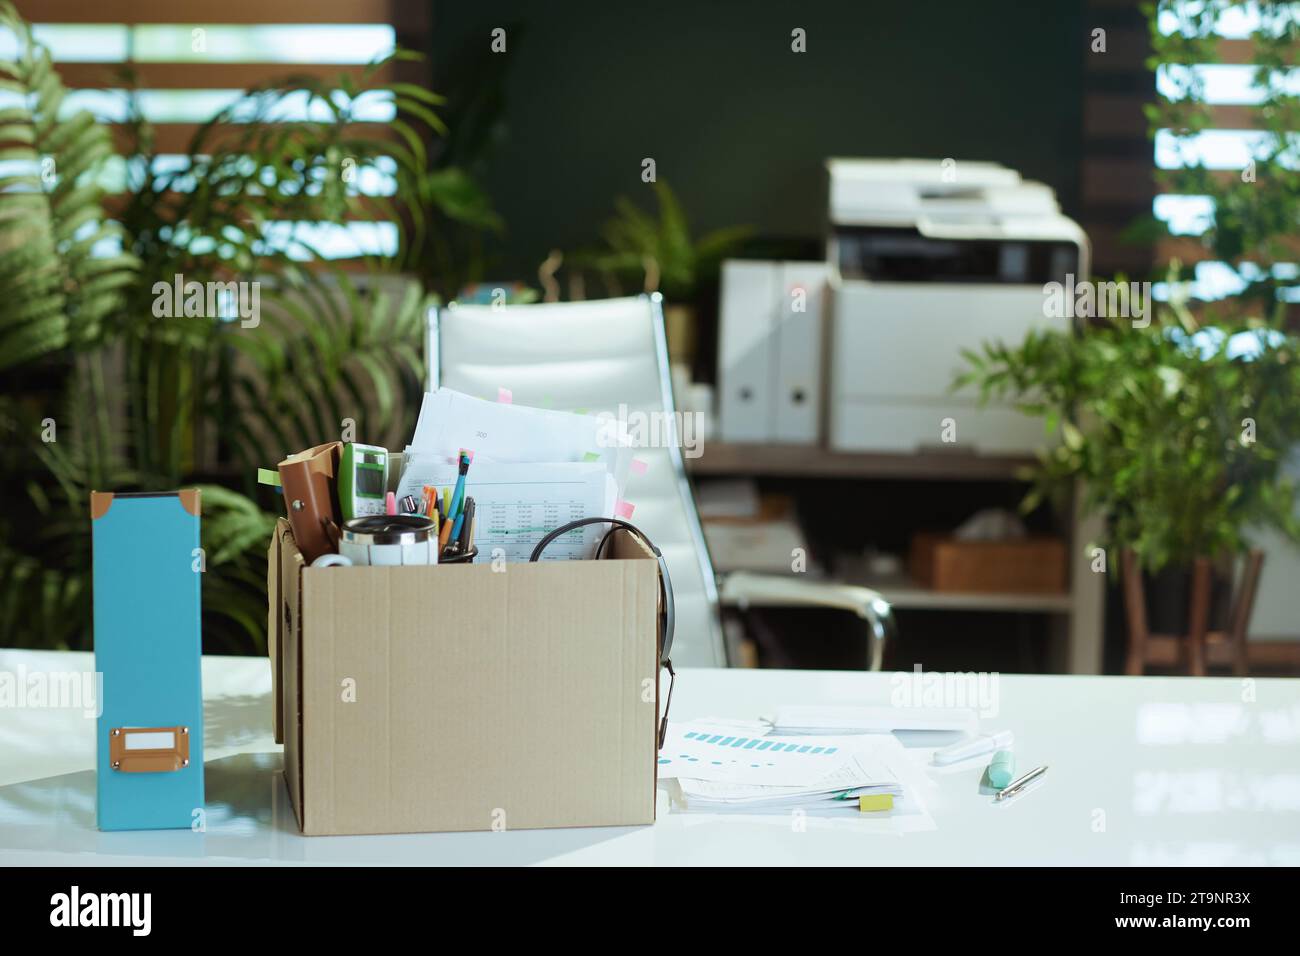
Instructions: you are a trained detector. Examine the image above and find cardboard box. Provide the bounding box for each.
[909,534,1067,594]
[267,518,660,835]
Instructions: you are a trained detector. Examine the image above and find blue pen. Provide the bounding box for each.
[447,451,470,520]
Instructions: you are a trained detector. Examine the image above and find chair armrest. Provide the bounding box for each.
[719,571,895,671]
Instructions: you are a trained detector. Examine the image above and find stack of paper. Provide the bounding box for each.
[675,754,907,814]
[396,459,615,562]
[407,389,633,492]
[658,721,910,815]
[396,388,633,562]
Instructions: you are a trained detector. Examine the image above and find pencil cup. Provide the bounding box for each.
[340,515,439,566]
[439,546,479,565]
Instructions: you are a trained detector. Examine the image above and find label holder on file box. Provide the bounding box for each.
[109,726,191,773]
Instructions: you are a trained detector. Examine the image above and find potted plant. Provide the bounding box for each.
[959,298,1300,631]
[571,180,751,370]
[960,1,1300,654]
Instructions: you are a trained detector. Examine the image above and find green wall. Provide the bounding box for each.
[430,0,1087,283]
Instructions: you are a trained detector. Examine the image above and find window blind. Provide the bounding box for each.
[7,0,430,260]
[1149,1,1298,304]
[1083,0,1296,303]
[1081,0,1163,277]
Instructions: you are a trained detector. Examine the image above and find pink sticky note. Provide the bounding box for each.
[630,458,649,476]
[497,387,513,404]
[615,499,635,519]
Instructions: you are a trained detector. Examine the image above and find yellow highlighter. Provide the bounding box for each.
[438,511,454,552]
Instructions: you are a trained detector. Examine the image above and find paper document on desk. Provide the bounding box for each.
[395,458,615,562]
[657,721,881,787]
[676,752,904,811]
[408,388,633,495]
[770,705,978,735]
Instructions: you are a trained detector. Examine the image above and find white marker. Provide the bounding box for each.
[932,730,1014,766]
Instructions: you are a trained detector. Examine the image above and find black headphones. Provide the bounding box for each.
[530,517,676,746]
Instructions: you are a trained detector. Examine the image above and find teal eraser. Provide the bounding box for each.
[988,750,1016,789]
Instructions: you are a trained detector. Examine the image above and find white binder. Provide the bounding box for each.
[773,262,829,443]
[717,260,777,442]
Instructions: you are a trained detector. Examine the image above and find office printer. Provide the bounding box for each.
[825,158,1088,454]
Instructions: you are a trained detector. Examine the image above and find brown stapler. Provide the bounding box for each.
[277,441,343,564]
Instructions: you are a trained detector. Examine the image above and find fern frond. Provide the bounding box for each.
[0,2,137,370]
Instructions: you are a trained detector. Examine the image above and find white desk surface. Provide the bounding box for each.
[2,649,1297,866]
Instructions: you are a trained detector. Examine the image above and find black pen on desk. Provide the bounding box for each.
[457,498,475,554]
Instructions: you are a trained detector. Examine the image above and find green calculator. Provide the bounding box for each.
[339,443,389,520]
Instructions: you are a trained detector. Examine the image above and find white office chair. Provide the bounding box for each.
[426,294,894,668]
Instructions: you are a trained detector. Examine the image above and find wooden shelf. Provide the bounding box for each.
[691,444,1103,668]
[688,443,1035,481]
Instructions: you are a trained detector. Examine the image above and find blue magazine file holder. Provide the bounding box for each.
[91,489,204,830]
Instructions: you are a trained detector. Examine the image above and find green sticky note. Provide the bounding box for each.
[257,468,282,487]
[582,452,601,463]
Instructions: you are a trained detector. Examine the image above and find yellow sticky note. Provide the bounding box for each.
[858,794,894,813]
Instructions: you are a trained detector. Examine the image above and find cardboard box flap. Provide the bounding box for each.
[280,525,306,827]
[267,519,287,744]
